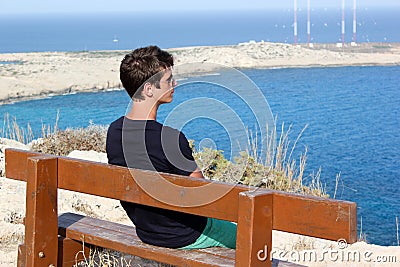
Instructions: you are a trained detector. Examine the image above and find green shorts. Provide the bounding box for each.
[180,218,237,249]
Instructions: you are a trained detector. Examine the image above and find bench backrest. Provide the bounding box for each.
[5,148,357,266]
[5,148,357,240]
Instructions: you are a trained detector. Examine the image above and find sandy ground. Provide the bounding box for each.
[1,42,400,104]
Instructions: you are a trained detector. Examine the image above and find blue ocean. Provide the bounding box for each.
[0,7,399,53]
[1,9,399,246]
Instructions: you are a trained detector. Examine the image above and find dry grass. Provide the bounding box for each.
[0,212,24,246]
[3,211,24,225]
[30,123,107,156]
[1,112,107,156]
[74,246,174,267]
[192,122,328,198]
[1,113,34,144]
[358,216,368,242]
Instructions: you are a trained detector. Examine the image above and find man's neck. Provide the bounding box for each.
[125,101,159,121]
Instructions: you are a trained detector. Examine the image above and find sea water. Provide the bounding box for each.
[1,65,399,246]
[0,8,399,53]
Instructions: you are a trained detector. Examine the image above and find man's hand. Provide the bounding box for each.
[189,167,204,179]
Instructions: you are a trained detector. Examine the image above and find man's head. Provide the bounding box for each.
[120,46,174,100]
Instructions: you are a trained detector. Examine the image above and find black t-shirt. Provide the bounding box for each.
[106,116,207,248]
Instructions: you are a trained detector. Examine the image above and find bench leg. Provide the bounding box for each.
[58,237,90,267]
[24,156,58,266]
[17,244,25,267]
[236,191,273,267]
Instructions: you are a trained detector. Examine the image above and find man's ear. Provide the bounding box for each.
[143,82,153,98]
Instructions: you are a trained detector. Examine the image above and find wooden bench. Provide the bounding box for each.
[5,148,357,267]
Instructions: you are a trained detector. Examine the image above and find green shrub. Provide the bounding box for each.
[193,146,327,198]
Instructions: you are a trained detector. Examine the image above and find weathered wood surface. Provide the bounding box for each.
[273,192,358,243]
[24,156,58,266]
[236,191,273,267]
[57,237,90,267]
[5,148,357,243]
[5,148,358,267]
[58,213,305,267]
[5,149,41,182]
[59,213,235,267]
[17,244,25,267]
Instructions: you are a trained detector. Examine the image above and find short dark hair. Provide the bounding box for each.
[120,46,174,99]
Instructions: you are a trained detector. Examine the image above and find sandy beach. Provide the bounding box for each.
[1,42,400,105]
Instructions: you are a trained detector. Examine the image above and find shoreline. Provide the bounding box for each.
[1,42,400,105]
[0,87,124,106]
[1,62,398,106]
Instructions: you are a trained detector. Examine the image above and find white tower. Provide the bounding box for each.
[353,0,357,44]
[307,0,311,47]
[342,0,345,46]
[294,0,298,44]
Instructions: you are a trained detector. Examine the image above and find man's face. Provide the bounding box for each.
[154,68,176,104]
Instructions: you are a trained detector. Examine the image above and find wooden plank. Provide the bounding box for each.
[5,149,42,182]
[57,156,249,222]
[236,191,273,267]
[17,244,25,267]
[58,214,305,266]
[273,193,358,243]
[58,213,234,267]
[196,247,235,260]
[58,213,136,237]
[6,148,246,221]
[24,156,58,267]
[58,237,90,267]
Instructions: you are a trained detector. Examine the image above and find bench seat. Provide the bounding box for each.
[58,212,304,267]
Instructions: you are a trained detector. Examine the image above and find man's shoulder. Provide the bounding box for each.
[159,124,185,137]
[108,118,185,139]
[109,116,124,129]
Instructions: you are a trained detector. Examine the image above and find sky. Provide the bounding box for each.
[1,0,399,14]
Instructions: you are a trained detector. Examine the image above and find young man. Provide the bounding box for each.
[106,45,236,249]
